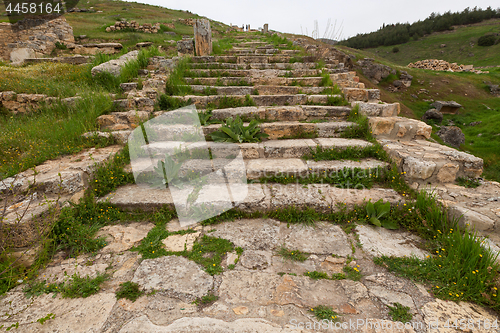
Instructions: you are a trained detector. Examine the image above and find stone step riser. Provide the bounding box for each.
[187,62,331,70]
[142,138,372,160]
[103,183,403,214]
[183,76,362,88]
[128,158,386,182]
[186,85,331,96]
[186,69,325,78]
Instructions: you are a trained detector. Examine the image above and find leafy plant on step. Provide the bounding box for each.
[152,154,183,188]
[210,116,268,143]
[193,293,218,305]
[319,70,333,87]
[115,281,144,302]
[364,199,398,229]
[387,303,412,323]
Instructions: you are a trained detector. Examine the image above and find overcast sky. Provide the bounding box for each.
[124,0,499,39]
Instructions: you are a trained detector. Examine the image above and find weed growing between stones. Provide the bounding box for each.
[268,206,319,226]
[304,145,385,162]
[387,303,413,323]
[91,146,134,197]
[115,281,144,302]
[258,167,383,189]
[309,305,340,322]
[156,95,192,111]
[277,247,309,262]
[164,57,194,96]
[193,293,218,306]
[210,116,268,143]
[456,176,481,188]
[23,272,109,299]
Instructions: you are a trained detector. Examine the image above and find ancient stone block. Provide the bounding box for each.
[436,163,460,183]
[403,156,436,180]
[194,19,212,56]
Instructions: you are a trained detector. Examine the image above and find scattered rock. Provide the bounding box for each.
[91,50,139,77]
[357,58,396,83]
[421,108,443,123]
[430,101,462,114]
[469,121,482,126]
[436,126,465,148]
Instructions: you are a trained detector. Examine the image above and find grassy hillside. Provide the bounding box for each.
[359,19,500,67]
[0,0,229,48]
[337,44,500,181]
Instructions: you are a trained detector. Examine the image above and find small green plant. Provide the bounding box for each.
[364,199,398,229]
[193,293,218,305]
[392,46,400,53]
[277,246,309,262]
[37,313,55,325]
[343,265,362,281]
[387,303,412,323]
[310,305,340,322]
[303,271,330,280]
[55,41,67,50]
[115,281,144,302]
[268,206,319,226]
[210,116,268,143]
[456,177,481,188]
[61,272,108,298]
[157,94,192,111]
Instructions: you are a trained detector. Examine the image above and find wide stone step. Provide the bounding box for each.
[102,183,402,213]
[245,158,388,179]
[184,76,324,86]
[186,85,330,95]
[175,94,344,107]
[202,121,356,140]
[185,68,323,78]
[208,105,351,122]
[188,62,321,70]
[142,138,372,160]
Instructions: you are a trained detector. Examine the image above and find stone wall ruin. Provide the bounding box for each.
[0,16,74,62]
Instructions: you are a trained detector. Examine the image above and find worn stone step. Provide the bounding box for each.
[175,94,345,107]
[380,138,484,186]
[103,183,402,213]
[186,85,330,96]
[203,121,357,140]
[353,101,400,117]
[188,62,320,70]
[343,88,380,102]
[186,68,322,78]
[141,138,372,160]
[183,76,324,86]
[369,117,432,141]
[245,158,388,179]
[208,105,351,122]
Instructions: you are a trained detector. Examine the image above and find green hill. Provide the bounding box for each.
[354,19,500,67]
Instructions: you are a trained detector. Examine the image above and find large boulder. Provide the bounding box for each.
[177,38,194,56]
[421,108,443,124]
[437,126,465,148]
[430,101,462,114]
[91,50,139,77]
[357,58,396,83]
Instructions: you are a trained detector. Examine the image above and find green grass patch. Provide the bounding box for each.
[268,206,319,226]
[303,145,386,162]
[277,247,309,262]
[387,303,413,323]
[456,177,481,188]
[156,94,192,111]
[115,281,144,302]
[309,305,340,322]
[0,93,114,179]
[23,272,108,299]
[193,293,218,305]
[90,146,134,197]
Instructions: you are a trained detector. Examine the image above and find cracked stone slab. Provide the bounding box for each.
[0,292,116,332]
[118,316,316,333]
[422,299,500,333]
[97,222,155,253]
[356,225,429,259]
[281,222,352,256]
[131,256,213,301]
[210,219,281,251]
[367,284,415,311]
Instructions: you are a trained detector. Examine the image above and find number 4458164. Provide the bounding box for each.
[5,2,62,14]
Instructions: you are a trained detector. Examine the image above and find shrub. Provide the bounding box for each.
[392,46,399,53]
[478,34,496,46]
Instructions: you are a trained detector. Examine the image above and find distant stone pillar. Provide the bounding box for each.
[194,19,212,56]
[263,24,268,33]
[248,24,250,31]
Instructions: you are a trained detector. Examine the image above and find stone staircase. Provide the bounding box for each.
[2,33,500,332]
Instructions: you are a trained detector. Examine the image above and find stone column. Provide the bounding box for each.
[263,24,268,33]
[194,19,212,56]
